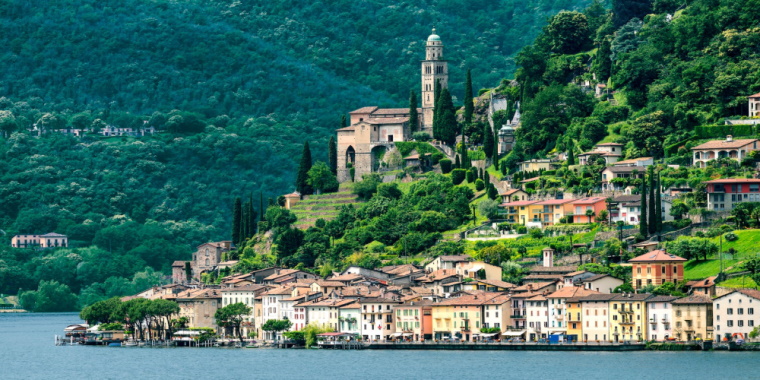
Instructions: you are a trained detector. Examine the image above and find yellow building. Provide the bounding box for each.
[431,293,497,341]
[609,293,651,342]
[672,294,713,341]
[565,297,583,339]
[500,200,537,224]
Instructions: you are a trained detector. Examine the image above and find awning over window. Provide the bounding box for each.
[501,330,526,336]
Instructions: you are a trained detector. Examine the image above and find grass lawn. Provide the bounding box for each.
[684,259,738,280]
[598,123,623,144]
[718,275,758,289]
[710,229,760,258]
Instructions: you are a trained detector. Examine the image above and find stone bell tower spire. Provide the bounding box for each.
[421,27,448,135]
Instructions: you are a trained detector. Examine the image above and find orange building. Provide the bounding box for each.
[394,300,434,341]
[567,197,608,223]
[629,250,687,290]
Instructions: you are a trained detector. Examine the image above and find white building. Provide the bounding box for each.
[581,274,625,294]
[646,296,678,341]
[713,289,760,342]
[526,294,550,340]
[359,298,402,341]
[220,284,269,337]
[260,286,294,340]
[339,302,362,335]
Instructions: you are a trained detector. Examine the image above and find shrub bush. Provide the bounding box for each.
[516,225,528,234]
[412,132,431,141]
[465,170,474,183]
[451,169,466,185]
[475,178,485,191]
[724,232,738,242]
[439,158,452,173]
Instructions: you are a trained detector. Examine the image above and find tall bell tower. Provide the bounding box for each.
[421,27,448,136]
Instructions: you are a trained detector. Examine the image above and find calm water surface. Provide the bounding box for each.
[1,312,756,379]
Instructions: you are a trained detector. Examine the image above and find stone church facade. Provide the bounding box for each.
[336,29,449,183]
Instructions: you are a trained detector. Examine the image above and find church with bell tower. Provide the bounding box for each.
[420,27,449,135]
[335,28,450,183]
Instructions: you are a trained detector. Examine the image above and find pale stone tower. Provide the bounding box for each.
[421,27,448,135]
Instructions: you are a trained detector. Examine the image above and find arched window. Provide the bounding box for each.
[205,248,209,256]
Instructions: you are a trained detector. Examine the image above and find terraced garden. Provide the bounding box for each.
[290,185,362,229]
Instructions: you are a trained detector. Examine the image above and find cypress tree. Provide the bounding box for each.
[479,168,484,180]
[433,80,442,139]
[483,123,494,160]
[493,125,499,168]
[640,175,648,237]
[240,200,249,242]
[464,69,474,124]
[408,90,419,132]
[247,194,257,237]
[232,197,242,245]
[484,170,491,187]
[340,114,347,129]
[296,142,313,195]
[437,88,457,145]
[655,170,663,233]
[648,167,656,235]
[454,154,461,169]
[259,192,265,222]
[328,136,337,175]
[567,139,575,165]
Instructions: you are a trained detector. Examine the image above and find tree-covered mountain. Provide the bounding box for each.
[504,0,760,165]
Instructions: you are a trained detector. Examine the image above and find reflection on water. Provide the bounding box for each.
[0,312,755,380]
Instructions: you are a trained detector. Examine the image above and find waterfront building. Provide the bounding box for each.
[359,297,402,341]
[712,289,760,342]
[578,294,616,342]
[176,288,223,332]
[220,284,270,338]
[546,286,600,337]
[609,293,652,342]
[671,294,713,341]
[336,302,361,336]
[646,296,678,341]
[300,299,356,332]
[394,300,434,341]
[431,293,497,341]
[525,293,549,340]
[261,286,295,340]
[482,294,511,333]
[565,297,583,340]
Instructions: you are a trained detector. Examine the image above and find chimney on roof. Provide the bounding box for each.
[727,135,733,142]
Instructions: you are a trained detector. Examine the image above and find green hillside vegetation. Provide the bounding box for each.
[501,0,760,170]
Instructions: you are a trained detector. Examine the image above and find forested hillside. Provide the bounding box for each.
[503,0,760,166]
[0,0,596,308]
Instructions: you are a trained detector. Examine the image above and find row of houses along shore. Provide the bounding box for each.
[116,245,759,345]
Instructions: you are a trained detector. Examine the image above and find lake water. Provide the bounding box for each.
[1,312,757,379]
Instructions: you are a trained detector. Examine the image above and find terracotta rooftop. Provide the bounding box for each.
[473,279,517,289]
[577,294,618,302]
[367,116,409,125]
[704,178,760,184]
[613,157,652,165]
[500,200,539,207]
[692,138,758,150]
[437,293,501,306]
[535,199,574,205]
[529,265,578,273]
[371,108,420,115]
[547,286,600,299]
[436,255,472,262]
[500,189,525,196]
[571,197,607,205]
[629,250,687,263]
[672,294,712,305]
[645,295,679,303]
[520,176,541,183]
[349,106,379,114]
[749,92,760,98]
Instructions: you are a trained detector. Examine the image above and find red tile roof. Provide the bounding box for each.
[692,138,758,150]
[535,199,574,206]
[500,200,539,207]
[628,249,687,263]
[704,178,760,184]
[749,93,760,98]
[350,106,379,114]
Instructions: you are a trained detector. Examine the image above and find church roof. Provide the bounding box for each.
[371,108,419,115]
[427,28,441,42]
[349,106,379,114]
[336,125,355,131]
[367,117,409,125]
